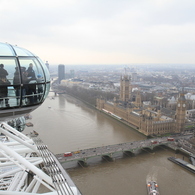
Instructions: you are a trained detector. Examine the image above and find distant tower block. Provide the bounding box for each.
[58,64,65,84]
[45,61,49,69]
[70,69,75,78]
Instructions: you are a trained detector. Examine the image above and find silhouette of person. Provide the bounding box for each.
[0,64,8,78]
[0,64,10,107]
[26,63,37,103]
[21,67,31,105]
[0,76,10,107]
[13,67,20,105]
[27,63,36,79]
[37,74,44,101]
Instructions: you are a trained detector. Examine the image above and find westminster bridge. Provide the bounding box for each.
[55,135,191,166]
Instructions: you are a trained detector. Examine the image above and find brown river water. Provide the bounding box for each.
[24,93,195,195]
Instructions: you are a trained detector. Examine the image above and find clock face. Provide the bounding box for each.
[183,104,186,107]
[178,103,180,107]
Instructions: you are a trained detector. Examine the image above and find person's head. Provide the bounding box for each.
[29,63,33,68]
[0,64,4,68]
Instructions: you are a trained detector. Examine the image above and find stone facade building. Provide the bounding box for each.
[96,75,186,136]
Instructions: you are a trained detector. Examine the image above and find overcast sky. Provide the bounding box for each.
[1,0,195,65]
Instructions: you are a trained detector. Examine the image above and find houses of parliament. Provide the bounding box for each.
[96,74,186,136]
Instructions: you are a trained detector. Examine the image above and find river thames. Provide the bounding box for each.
[24,93,195,195]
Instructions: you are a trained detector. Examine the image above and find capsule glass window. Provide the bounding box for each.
[0,43,50,109]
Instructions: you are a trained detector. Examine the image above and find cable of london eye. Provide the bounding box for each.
[0,42,81,195]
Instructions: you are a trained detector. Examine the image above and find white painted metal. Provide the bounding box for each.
[0,127,37,152]
[0,192,58,195]
[0,136,53,185]
[0,121,81,195]
[1,122,31,141]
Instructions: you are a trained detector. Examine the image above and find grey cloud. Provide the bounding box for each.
[1,0,195,64]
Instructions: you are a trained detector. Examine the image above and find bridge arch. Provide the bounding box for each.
[142,146,153,150]
[78,159,88,167]
[102,154,113,161]
[123,150,135,156]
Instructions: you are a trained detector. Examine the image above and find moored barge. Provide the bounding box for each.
[168,156,195,173]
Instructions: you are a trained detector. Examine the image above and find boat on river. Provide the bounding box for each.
[147,181,160,195]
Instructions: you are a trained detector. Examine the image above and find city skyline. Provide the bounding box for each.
[1,0,195,65]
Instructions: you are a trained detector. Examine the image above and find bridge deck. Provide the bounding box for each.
[55,137,171,164]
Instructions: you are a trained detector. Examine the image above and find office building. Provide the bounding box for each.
[58,64,65,84]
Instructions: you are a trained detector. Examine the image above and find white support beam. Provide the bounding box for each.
[0,191,58,195]
[0,127,37,152]
[0,142,53,186]
[1,122,31,141]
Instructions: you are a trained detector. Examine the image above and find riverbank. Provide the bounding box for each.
[61,93,148,137]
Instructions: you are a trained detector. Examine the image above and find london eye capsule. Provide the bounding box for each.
[0,42,50,121]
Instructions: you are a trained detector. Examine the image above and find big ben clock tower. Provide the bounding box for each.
[120,74,131,102]
[175,92,186,133]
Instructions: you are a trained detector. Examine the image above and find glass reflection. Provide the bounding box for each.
[12,45,35,56]
[0,64,11,107]
[0,43,14,56]
[37,57,50,82]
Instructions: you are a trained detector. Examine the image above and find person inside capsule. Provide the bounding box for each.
[0,64,10,107]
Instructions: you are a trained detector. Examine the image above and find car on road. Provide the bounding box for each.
[74,151,80,154]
